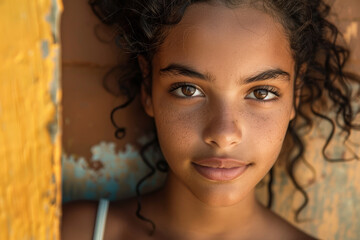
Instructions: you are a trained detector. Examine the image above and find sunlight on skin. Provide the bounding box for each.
[137,3,301,238]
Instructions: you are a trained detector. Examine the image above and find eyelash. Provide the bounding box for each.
[247,85,280,102]
[169,82,280,101]
[169,82,204,98]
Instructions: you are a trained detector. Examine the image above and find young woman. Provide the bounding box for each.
[62,0,359,239]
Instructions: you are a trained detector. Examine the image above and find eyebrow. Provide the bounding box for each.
[159,63,290,84]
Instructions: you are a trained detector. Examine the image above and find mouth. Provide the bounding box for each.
[192,158,251,181]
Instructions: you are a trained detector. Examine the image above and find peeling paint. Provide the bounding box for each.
[41,40,50,58]
[62,137,167,202]
[0,0,63,239]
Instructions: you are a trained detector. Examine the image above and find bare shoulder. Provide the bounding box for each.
[261,208,317,240]
[104,197,153,239]
[104,198,136,238]
[61,200,98,240]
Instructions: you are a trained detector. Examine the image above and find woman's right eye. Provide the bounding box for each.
[170,83,204,98]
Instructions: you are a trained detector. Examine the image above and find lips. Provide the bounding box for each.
[193,158,249,168]
[192,158,250,181]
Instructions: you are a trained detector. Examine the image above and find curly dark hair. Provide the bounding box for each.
[89,0,360,235]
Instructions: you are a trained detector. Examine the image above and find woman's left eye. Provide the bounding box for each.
[170,83,204,98]
[246,87,279,101]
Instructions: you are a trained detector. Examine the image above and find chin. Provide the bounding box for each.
[190,183,253,208]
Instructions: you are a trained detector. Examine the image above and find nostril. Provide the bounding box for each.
[208,137,240,149]
[203,117,242,149]
[210,140,219,147]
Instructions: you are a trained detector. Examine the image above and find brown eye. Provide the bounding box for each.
[170,83,204,98]
[181,85,196,96]
[246,87,279,101]
[253,89,268,99]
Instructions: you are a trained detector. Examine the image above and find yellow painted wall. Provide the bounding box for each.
[0,0,62,239]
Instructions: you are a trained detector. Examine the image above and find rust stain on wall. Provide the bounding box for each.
[0,0,63,239]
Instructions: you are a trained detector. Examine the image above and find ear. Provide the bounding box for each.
[138,55,154,117]
[141,84,154,117]
[138,54,150,79]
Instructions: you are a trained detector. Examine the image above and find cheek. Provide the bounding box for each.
[245,105,291,163]
[152,98,202,161]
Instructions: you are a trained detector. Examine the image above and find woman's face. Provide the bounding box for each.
[141,3,296,206]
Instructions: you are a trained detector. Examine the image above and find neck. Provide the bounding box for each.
[149,172,264,238]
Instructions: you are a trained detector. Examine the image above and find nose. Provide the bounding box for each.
[202,108,242,149]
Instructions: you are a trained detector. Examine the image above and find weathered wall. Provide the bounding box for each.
[61,1,360,239]
[0,0,62,239]
[266,1,360,239]
[60,0,160,202]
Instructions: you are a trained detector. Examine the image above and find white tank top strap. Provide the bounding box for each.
[93,198,109,240]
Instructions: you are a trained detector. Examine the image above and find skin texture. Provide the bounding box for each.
[62,2,316,239]
[143,2,296,208]
[135,2,313,239]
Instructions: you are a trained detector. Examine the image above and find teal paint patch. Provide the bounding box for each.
[46,0,62,43]
[46,47,60,144]
[44,0,61,145]
[74,158,87,179]
[62,137,167,203]
[41,40,49,58]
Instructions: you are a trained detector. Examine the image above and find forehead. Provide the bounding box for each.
[154,3,294,78]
